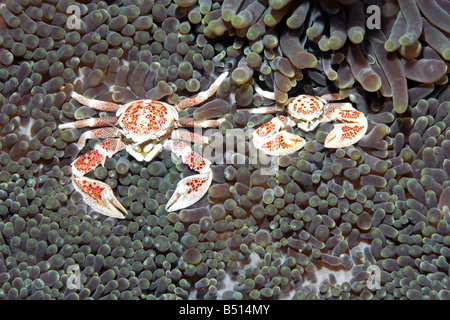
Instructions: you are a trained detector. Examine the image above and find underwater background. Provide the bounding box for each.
[0,0,449,300]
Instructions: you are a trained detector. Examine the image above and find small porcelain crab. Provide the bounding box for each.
[59,72,229,219]
[243,84,368,156]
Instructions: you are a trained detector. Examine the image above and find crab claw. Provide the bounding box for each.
[72,176,127,219]
[166,172,212,212]
[163,140,213,212]
[324,122,368,148]
[252,115,305,156]
[323,105,368,148]
[255,131,306,156]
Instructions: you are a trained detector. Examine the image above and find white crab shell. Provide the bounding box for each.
[116,99,179,162]
[286,95,327,132]
[117,99,179,143]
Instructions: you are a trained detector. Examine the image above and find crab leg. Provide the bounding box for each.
[163,140,212,212]
[322,103,368,148]
[72,138,128,219]
[175,72,229,110]
[59,117,118,129]
[73,127,122,157]
[171,129,209,144]
[254,82,276,100]
[67,88,121,112]
[252,116,306,156]
[177,117,225,128]
[237,106,280,114]
[59,123,121,159]
[320,103,359,123]
[320,93,346,102]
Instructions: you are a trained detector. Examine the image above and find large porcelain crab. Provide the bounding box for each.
[245,85,368,156]
[59,72,229,219]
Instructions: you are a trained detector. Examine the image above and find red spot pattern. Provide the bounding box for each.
[99,139,113,149]
[92,128,105,137]
[175,141,186,150]
[262,135,298,152]
[290,96,321,116]
[183,151,207,172]
[340,125,365,141]
[92,118,116,127]
[185,176,208,194]
[73,150,104,175]
[339,110,360,120]
[277,116,288,123]
[96,138,124,155]
[95,102,118,112]
[255,121,276,138]
[177,98,198,110]
[323,107,336,119]
[75,178,105,204]
[186,132,206,144]
[121,100,169,135]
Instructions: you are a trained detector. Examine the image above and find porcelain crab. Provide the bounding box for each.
[59,72,229,219]
[244,84,368,156]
